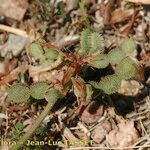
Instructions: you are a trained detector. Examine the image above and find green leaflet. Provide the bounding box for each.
[7,84,30,103]
[116,57,136,80]
[108,48,126,65]
[89,54,109,69]
[121,38,136,54]
[89,32,103,54]
[30,82,49,99]
[45,88,62,103]
[40,48,59,66]
[40,57,56,67]
[7,82,62,103]
[78,28,91,56]
[29,42,60,67]
[44,48,59,60]
[90,75,121,94]
[78,29,104,57]
[29,43,44,60]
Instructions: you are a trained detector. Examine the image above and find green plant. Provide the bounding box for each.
[12,122,24,141]
[7,28,139,150]
[29,41,60,67]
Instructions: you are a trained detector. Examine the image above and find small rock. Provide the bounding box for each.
[106,121,139,148]
[118,80,143,96]
[135,21,147,41]
[0,34,27,57]
[0,62,5,75]
[91,121,112,143]
[66,0,79,12]
[0,0,28,21]
[94,10,104,28]
[81,101,104,125]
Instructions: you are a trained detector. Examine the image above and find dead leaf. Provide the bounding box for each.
[0,59,18,78]
[110,9,134,24]
[0,113,9,119]
[66,0,79,12]
[8,104,28,112]
[106,121,139,148]
[33,70,65,84]
[102,0,115,25]
[1,65,27,84]
[125,0,150,4]
[62,65,76,85]
[72,76,86,105]
[0,62,5,77]
[28,56,63,79]
[23,118,34,132]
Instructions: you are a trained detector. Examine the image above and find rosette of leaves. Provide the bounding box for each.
[7,84,30,103]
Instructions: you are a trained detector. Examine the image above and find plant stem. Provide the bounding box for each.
[11,101,56,150]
